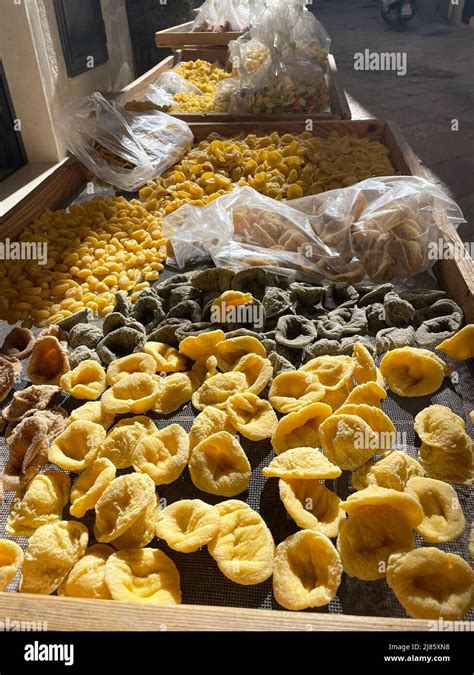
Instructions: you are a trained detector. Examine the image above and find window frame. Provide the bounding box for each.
[53,0,109,78]
[0,59,28,182]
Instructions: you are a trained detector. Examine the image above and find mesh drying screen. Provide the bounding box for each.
[0,276,472,619]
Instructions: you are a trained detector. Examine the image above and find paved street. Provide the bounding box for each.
[315,0,474,243]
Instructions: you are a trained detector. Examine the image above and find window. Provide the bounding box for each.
[0,60,27,182]
[53,0,109,78]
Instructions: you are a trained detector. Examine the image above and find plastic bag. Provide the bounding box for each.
[192,0,249,33]
[59,92,193,191]
[229,34,270,83]
[214,77,241,112]
[164,179,464,284]
[235,3,330,114]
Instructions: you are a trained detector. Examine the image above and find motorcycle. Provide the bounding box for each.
[381,0,416,29]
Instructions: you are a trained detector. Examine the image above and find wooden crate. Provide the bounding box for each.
[0,120,473,630]
[120,51,351,121]
[155,20,245,48]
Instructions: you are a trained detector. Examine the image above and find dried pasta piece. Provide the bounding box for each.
[0,539,24,591]
[189,431,251,497]
[48,421,106,472]
[132,424,190,485]
[352,451,425,491]
[60,360,106,400]
[68,401,114,430]
[20,520,89,595]
[111,494,159,550]
[208,500,274,585]
[419,441,473,484]
[414,405,467,451]
[405,476,465,543]
[352,343,377,384]
[143,342,187,374]
[0,356,20,403]
[70,458,116,518]
[387,548,474,620]
[155,499,220,552]
[279,479,345,538]
[232,354,273,395]
[189,407,235,450]
[191,372,247,411]
[337,403,396,452]
[215,336,266,371]
[268,371,325,414]
[2,384,60,422]
[94,472,156,543]
[153,373,194,414]
[319,414,378,470]
[6,471,70,536]
[380,347,447,397]
[225,392,277,441]
[337,506,414,580]
[188,356,219,391]
[273,530,342,610]
[263,447,341,480]
[106,352,157,386]
[105,548,181,605]
[271,402,332,455]
[98,416,156,469]
[27,336,70,386]
[58,544,113,599]
[101,373,161,415]
[301,355,354,386]
[343,381,387,409]
[1,327,35,360]
[436,324,474,361]
[341,485,423,528]
[179,329,225,361]
[3,410,67,492]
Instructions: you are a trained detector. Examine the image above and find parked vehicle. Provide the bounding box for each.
[381,0,416,29]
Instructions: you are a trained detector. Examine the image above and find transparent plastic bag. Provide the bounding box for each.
[229,34,270,82]
[241,54,329,114]
[192,0,249,33]
[214,77,241,112]
[238,3,330,114]
[164,179,464,284]
[59,92,194,192]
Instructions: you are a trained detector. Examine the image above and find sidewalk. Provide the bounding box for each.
[315,0,474,242]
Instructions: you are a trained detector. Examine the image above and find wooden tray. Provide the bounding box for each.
[155,21,245,48]
[0,120,473,630]
[121,50,351,121]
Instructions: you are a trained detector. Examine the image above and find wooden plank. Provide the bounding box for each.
[327,54,351,120]
[155,21,244,48]
[120,55,175,101]
[383,122,474,322]
[188,119,386,141]
[0,593,434,632]
[434,228,474,323]
[0,157,86,241]
[178,48,230,66]
[382,121,425,177]
[122,50,349,121]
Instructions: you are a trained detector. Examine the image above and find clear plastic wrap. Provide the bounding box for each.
[164,179,465,284]
[235,3,330,114]
[59,92,194,191]
[192,0,250,33]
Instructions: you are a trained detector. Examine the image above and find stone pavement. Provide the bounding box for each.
[314,0,474,243]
